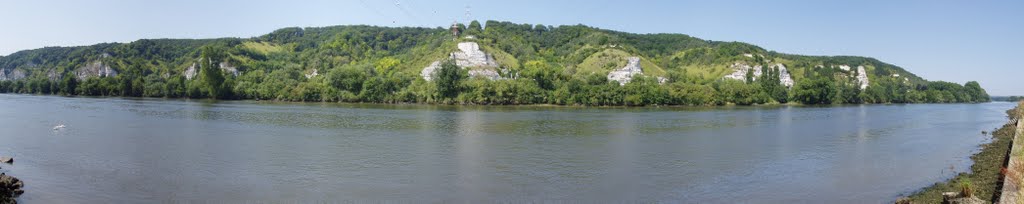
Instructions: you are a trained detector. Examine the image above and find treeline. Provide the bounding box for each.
[0,58,989,106]
[0,21,990,106]
[992,96,1024,102]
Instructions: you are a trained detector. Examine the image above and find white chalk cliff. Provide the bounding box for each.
[855,65,869,89]
[75,61,118,80]
[0,69,26,81]
[607,57,643,85]
[421,42,502,81]
[723,62,794,87]
[184,60,241,80]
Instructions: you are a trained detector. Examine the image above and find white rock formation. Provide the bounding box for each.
[452,42,499,68]
[184,63,198,80]
[724,63,794,87]
[0,69,26,81]
[855,65,869,89]
[838,65,851,71]
[184,61,241,80]
[305,69,319,79]
[607,57,643,85]
[420,61,442,81]
[219,62,240,77]
[723,63,762,81]
[46,69,61,81]
[774,64,795,88]
[421,42,502,81]
[75,61,117,80]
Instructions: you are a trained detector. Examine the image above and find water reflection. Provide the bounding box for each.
[0,94,1015,203]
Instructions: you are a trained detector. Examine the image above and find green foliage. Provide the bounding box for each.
[435,59,464,101]
[0,22,990,106]
[793,77,838,104]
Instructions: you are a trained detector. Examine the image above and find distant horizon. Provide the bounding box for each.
[1,0,1021,95]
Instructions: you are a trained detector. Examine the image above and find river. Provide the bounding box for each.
[0,94,1014,203]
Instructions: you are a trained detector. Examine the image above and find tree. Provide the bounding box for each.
[793,77,838,104]
[435,59,465,101]
[467,20,482,36]
[60,74,78,95]
[199,45,227,98]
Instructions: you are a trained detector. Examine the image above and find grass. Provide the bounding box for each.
[574,48,666,78]
[907,103,1023,203]
[242,41,285,55]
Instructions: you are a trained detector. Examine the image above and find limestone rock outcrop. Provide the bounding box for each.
[0,69,26,81]
[723,63,794,87]
[607,57,643,85]
[183,61,240,80]
[421,42,502,81]
[723,63,762,81]
[776,64,795,87]
[74,61,118,80]
[855,65,869,90]
[184,63,199,80]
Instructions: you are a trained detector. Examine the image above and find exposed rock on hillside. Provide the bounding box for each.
[723,63,794,87]
[74,61,118,80]
[0,69,26,81]
[452,42,498,68]
[183,61,240,80]
[184,63,199,80]
[855,65,869,89]
[219,62,240,77]
[607,57,643,85]
[421,42,502,81]
[304,69,319,79]
[776,64,795,87]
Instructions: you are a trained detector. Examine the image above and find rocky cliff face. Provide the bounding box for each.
[776,64,795,87]
[723,63,794,87]
[855,65,869,89]
[604,57,666,85]
[74,61,118,80]
[184,63,199,80]
[421,42,503,81]
[0,69,26,81]
[607,57,643,85]
[723,63,762,81]
[183,61,240,80]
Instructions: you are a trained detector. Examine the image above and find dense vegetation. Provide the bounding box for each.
[992,96,1024,102]
[0,21,990,105]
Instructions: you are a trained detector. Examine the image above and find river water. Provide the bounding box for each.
[0,94,1014,203]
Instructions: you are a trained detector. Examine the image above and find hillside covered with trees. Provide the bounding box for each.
[0,21,990,106]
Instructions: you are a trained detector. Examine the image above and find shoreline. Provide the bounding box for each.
[0,93,998,109]
[905,102,1023,203]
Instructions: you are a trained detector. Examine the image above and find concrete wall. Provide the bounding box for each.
[999,104,1024,203]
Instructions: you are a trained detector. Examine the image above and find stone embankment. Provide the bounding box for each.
[1000,102,1024,203]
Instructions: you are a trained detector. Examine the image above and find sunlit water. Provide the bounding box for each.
[0,94,1014,203]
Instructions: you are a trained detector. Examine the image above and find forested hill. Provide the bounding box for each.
[0,21,989,105]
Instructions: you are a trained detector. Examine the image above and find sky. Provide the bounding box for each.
[0,0,1021,95]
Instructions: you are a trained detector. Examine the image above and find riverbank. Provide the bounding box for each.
[907,101,1023,203]
[0,156,22,204]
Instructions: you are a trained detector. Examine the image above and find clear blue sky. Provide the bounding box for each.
[1,0,1021,95]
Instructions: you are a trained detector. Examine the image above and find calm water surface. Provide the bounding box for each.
[0,94,1014,203]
